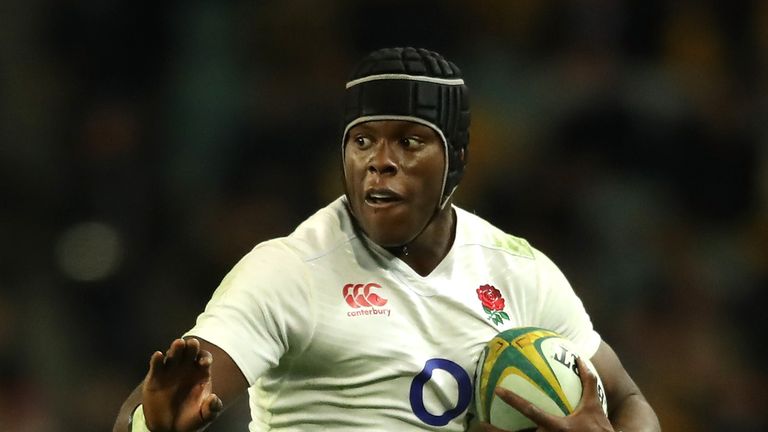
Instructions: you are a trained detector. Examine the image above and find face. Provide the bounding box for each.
[343,120,446,247]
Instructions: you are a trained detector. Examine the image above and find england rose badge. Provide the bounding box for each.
[476,284,509,325]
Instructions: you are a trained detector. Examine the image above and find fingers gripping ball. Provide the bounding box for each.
[473,327,608,431]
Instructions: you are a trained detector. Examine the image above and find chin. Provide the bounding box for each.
[364,228,411,248]
[348,199,417,247]
[357,217,414,247]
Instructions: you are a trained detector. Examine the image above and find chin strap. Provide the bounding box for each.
[343,193,450,258]
[394,196,451,258]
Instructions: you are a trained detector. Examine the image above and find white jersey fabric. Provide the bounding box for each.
[185,196,601,431]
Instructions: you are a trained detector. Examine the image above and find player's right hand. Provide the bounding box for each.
[141,338,223,432]
[479,356,613,432]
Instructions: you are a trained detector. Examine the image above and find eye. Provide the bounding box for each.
[352,135,373,149]
[400,136,424,149]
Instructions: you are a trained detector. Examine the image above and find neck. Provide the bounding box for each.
[388,205,456,277]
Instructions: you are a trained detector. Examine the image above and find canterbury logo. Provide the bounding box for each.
[343,283,388,308]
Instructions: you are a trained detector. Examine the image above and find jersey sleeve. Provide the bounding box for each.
[531,248,602,359]
[184,241,315,386]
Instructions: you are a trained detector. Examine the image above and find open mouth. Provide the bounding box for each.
[365,189,403,206]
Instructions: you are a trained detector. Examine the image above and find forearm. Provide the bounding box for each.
[113,382,143,432]
[610,392,660,432]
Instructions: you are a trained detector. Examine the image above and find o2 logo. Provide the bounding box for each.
[409,358,472,426]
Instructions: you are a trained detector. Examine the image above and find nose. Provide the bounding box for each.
[367,142,398,176]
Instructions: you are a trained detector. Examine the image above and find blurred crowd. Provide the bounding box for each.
[1,1,766,430]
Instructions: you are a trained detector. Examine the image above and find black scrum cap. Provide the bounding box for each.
[342,47,471,208]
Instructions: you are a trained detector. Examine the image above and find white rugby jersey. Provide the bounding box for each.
[185,196,600,431]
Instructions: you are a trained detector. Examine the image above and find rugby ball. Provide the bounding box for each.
[473,327,607,430]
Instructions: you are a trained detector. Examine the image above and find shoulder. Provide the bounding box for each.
[453,206,535,260]
[237,197,355,266]
[214,198,356,299]
[279,196,358,262]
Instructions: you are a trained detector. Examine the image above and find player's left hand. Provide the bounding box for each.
[476,356,614,432]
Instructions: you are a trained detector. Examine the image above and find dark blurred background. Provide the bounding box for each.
[1,0,767,430]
